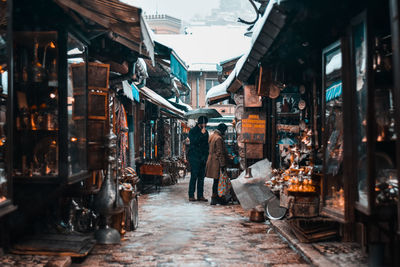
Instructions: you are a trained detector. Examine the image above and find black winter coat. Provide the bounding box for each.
[188,124,209,165]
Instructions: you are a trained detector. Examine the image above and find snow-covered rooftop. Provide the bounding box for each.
[205,53,247,102]
[188,63,220,72]
[168,97,193,111]
[154,25,251,69]
[140,86,184,116]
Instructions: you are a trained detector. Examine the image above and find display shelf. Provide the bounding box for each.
[320,39,350,222]
[352,11,398,217]
[11,30,89,185]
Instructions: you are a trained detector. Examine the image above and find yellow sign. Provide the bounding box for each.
[242,114,266,143]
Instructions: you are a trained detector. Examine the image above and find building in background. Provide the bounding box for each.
[144,13,250,116]
[144,14,182,34]
[188,63,234,116]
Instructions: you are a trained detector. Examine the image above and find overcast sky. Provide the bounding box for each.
[121,0,253,66]
[122,0,219,21]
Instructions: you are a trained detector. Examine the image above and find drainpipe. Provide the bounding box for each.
[196,76,200,108]
[196,71,202,108]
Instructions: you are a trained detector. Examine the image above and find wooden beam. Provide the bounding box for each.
[55,0,141,47]
[55,0,110,28]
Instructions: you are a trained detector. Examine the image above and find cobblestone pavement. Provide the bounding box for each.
[0,176,310,267]
[73,176,310,267]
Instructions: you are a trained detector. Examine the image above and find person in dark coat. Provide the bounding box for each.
[188,116,209,202]
[205,123,228,205]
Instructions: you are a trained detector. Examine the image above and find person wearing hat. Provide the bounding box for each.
[206,123,228,205]
[187,116,209,202]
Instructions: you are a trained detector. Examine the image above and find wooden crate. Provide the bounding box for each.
[285,192,319,218]
[140,164,163,176]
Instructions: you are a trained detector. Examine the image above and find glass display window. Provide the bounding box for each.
[321,40,346,220]
[352,17,370,213]
[11,31,89,184]
[13,32,59,179]
[68,34,87,177]
[352,11,398,215]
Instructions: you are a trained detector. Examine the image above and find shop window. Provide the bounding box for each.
[205,79,219,92]
[322,40,345,217]
[13,32,59,178]
[68,34,87,176]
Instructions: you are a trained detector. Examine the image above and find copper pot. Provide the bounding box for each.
[249,210,265,222]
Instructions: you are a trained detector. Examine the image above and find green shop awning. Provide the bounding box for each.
[170,50,188,86]
[122,81,140,102]
[154,41,189,91]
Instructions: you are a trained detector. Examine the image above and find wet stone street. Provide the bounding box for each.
[73,176,310,267]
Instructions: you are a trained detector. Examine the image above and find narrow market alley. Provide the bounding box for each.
[1,1,400,266]
[73,177,309,267]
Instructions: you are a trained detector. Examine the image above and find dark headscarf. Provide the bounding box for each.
[217,123,227,135]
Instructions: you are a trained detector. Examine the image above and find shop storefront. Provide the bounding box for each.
[0,0,154,255]
[136,86,187,191]
[217,0,400,265]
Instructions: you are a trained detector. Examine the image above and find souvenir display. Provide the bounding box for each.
[235,120,242,135]
[269,84,280,99]
[298,99,306,110]
[233,93,244,105]
[234,104,244,120]
[375,169,398,205]
[276,93,300,114]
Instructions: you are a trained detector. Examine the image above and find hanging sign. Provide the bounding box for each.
[244,85,262,107]
[241,112,266,143]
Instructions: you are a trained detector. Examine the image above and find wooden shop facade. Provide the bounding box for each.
[213,0,400,265]
[0,0,189,257]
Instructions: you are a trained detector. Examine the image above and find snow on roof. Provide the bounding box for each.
[220,55,242,66]
[205,71,234,101]
[140,86,184,116]
[250,0,277,46]
[205,53,247,102]
[230,0,280,82]
[188,63,220,72]
[168,97,193,111]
